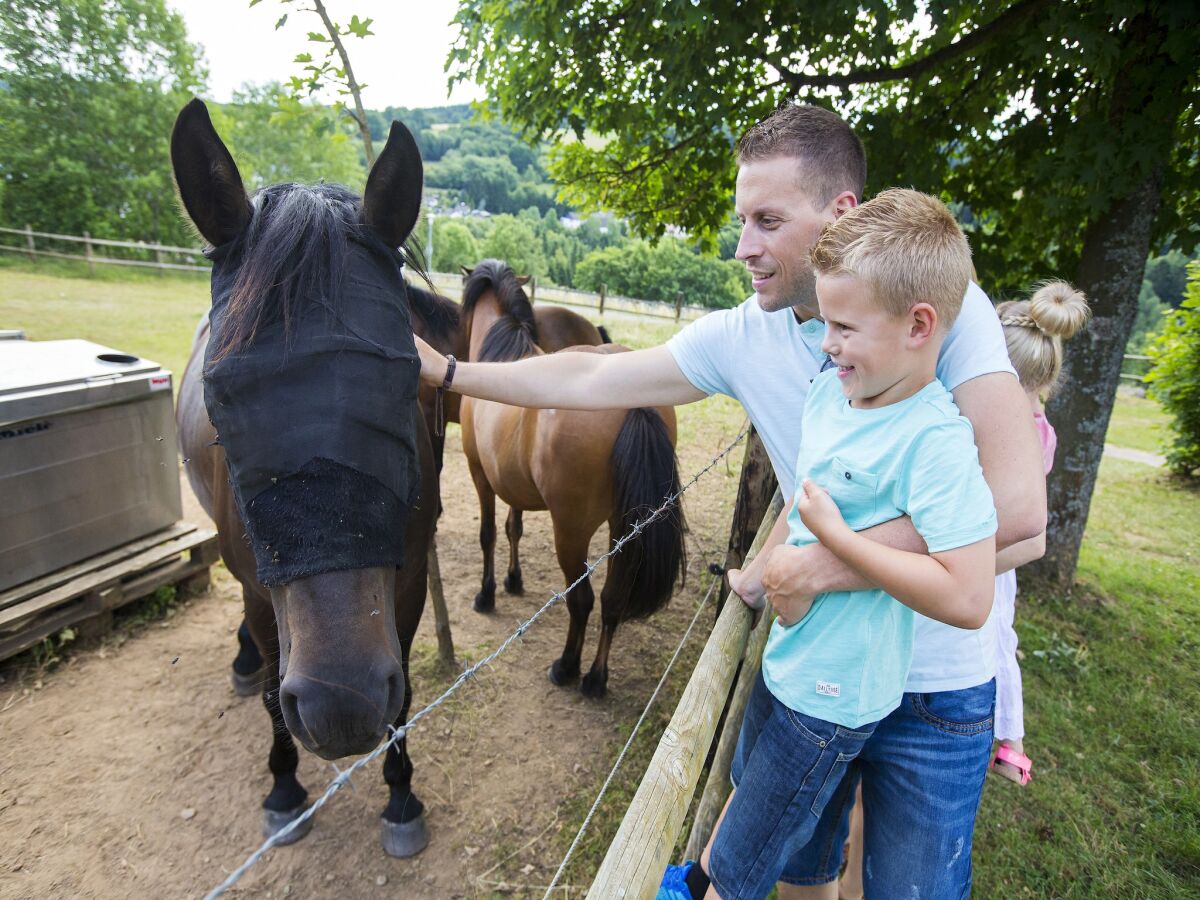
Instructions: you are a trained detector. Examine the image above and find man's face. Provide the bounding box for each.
[817,274,915,408]
[735,156,838,317]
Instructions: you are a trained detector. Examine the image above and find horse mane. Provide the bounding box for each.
[209,181,428,362]
[462,258,539,362]
[406,282,460,349]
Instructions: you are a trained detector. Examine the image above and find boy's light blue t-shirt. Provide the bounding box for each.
[761,371,997,729]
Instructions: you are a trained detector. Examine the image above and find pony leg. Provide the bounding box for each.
[380,403,433,857]
[467,455,498,613]
[581,587,621,699]
[380,636,429,857]
[503,507,524,595]
[548,524,594,687]
[230,616,265,697]
[245,595,312,842]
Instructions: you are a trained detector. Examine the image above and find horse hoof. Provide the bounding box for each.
[580,672,608,699]
[381,813,429,858]
[231,666,265,698]
[503,572,524,595]
[262,804,313,844]
[548,658,580,686]
[473,591,495,613]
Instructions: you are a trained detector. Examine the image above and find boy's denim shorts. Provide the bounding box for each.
[724,670,995,899]
[708,674,875,899]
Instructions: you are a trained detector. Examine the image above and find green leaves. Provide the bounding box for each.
[345,15,373,39]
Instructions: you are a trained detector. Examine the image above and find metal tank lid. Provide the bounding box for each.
[0,338,170,426]
[0,338,161,396]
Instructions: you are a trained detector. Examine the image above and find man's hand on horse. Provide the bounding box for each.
[415,334,449,386]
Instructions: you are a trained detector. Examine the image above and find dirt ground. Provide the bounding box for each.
[0,401,745,899]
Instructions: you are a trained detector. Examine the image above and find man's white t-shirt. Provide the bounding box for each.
[666,282,1016,694]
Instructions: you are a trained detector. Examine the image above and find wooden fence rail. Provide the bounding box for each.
[0,224,210,272]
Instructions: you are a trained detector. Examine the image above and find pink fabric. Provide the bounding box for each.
[1034,410,1056,474]
[993,409,1056,742]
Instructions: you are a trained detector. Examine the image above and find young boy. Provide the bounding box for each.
[691,189,998,899]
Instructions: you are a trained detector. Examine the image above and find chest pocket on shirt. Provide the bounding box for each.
[827,457,879,528]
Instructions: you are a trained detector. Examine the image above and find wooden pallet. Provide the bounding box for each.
[0,522,219,662]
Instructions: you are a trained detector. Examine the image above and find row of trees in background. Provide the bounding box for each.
[0,0,751,308]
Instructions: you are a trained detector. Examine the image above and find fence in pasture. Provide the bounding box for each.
[0,225,210,274]
[0,224,714,323]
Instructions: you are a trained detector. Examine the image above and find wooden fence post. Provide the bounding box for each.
[24,224,35,263]
[83,231,95,277]
[529,275,537,301]
[598,283,606,316]
[586,494,784,898]
[675,291,684,321]
[427,534,455,669]
[721,428,779,604]
[155,247,165,276]
[683,538,777,860]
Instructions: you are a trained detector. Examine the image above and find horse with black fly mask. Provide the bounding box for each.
[172,99,439,855]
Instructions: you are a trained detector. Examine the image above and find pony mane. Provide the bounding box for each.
[462,258,539,362]
[209,181,427,362]
[406,282,461,349]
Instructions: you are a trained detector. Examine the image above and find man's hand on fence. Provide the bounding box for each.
[726,566,765,611]
[761,545,816,627]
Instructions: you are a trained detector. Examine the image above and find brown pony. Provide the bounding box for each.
[460,259,686,697]
[173,99,439,857]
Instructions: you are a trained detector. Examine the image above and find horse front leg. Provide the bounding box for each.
[245,598,312,843]
[467,455,498,613]
[380,636,428,857]
[503,507,524,595]
[548,524,593,686]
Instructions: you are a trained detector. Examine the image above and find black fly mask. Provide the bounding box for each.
[171,100,428,586]
[203,201,420,584]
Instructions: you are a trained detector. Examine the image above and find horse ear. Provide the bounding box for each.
[515,275,531,286]
[363,121,424,249]
[460,265,473,278]
[170,99,251,247]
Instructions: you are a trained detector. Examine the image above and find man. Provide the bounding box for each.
[417,105,1046,898]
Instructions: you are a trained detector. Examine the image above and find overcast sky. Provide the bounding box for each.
[168,0,486,110]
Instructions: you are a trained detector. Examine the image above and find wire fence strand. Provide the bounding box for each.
[205,424,749,898]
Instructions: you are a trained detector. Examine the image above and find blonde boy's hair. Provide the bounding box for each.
[810,188,973,327]
[998,281,1091,394]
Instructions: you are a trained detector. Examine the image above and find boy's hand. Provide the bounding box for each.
[415,335,449,386]
[797,478,848,542]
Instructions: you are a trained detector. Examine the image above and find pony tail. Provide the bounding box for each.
[1029,280,1091,339]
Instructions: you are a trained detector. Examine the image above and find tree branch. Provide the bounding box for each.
[771,0,1051,92]
[312,0,374,166]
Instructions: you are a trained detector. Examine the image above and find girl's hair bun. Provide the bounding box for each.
[1029,280,1091,340]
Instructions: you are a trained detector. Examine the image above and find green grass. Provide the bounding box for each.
[1105,389,1172,456]
[974,458,1199,896]
[0,257,209,385]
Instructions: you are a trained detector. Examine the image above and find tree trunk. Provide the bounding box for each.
[1034,171,1162,588]
[1030,7,1183,589]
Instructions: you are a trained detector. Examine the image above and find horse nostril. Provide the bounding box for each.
[278,684,310,742]
[386,669,407,711]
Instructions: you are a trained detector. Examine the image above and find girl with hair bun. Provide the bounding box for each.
[990,280,1090,785]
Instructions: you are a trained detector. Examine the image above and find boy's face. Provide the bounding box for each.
[734,156,837,317]
[817,274,924,408]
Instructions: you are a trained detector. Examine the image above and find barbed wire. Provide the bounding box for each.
[205,424,749,898]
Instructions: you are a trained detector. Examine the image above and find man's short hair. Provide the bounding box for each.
[810,188,973,327]
[737,104,867,206]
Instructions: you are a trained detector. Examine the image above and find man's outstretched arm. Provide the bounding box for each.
[416,336,708,409]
